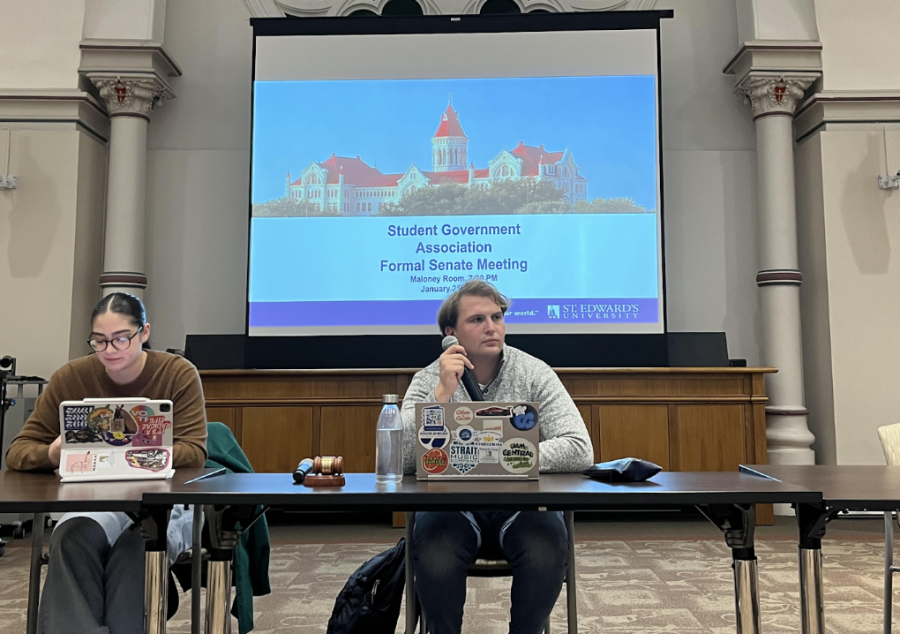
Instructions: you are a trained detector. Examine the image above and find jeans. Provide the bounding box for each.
[38,507,196,634]
[413,511,568,634]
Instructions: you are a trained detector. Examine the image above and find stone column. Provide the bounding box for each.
[739,75,816,469]
[90,76,173,298]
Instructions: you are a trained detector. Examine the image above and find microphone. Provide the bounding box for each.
[441,335,485,401]
[292,458,314,484]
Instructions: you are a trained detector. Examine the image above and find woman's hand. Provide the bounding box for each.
[47,436,62,468]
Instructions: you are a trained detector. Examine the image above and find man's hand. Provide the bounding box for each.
[435,344,474,402]
[48,436,62,468]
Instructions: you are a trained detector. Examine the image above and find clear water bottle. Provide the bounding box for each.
[376,394,403,484]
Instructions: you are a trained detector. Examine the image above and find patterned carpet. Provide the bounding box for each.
[0,535,896,633]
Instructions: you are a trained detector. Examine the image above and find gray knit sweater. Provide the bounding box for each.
[400,345,594,474]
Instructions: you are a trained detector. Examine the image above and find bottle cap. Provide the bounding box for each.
[382,394,399,404]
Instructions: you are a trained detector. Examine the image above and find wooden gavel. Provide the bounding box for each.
[293,455,345,487]
[312,455,344,476]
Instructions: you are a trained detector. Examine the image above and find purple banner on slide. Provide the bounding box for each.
[250,299,659,327]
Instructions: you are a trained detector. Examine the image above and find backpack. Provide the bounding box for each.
[326,537,415,634]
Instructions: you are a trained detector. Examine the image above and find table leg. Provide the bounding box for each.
[25,512,46,634]
[796,503,829,634]
[405,512,417,634]
[564,510,577,634]
[697,504,760,634]
[142,507,172,634]
[206,555,233,634]
[191,506,204,634]
[203,505,240,634]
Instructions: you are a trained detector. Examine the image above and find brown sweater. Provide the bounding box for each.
[6,350,208,472]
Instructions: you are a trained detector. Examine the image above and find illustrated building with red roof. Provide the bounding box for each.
[285,101,587,214]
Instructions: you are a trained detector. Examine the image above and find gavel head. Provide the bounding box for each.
[312,455,344,476]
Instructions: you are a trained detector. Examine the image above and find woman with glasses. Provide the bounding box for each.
[6,292,208,634]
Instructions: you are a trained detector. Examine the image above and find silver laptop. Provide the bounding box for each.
[415,401,540,480]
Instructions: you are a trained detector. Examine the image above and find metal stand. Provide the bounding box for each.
[140,507,171,634]
[1,375,48,551]
[0,375,10,556]
[698,504,760,634]
[885,512,900,634]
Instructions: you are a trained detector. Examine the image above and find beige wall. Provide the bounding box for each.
[803,130,900,464]
[816,0,900,91]
[791,3,900,465]
[0,0,85,90]
[0,128,105,380]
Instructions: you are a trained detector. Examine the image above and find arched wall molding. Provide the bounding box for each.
[523,0,565,13]
[462,0,525,14]
[247,0,285,17]
[334,0,435,16]
[247,0,654,16]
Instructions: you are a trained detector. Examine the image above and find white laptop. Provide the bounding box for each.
[415,401,540,480]
[58,398,175,483]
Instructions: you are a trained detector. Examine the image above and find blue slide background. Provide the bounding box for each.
[252,75,658,209]
[249,214,659,302]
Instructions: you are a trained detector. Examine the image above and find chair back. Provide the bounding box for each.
[878,424,900,465]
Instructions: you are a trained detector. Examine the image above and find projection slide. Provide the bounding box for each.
[249,29,663,335]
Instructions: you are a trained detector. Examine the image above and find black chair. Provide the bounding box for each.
[406,510,578,634]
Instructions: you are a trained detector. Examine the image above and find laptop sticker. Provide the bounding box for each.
[422,405,446,431]
[476,430,503,463]
[475,406,511,418]
[510,404,537,431]
[95,451,114,468]
[418,425,450,449]
[453,407,474,424]
[62,405,108,443]
[454,425,475,444]
[449,443,479,474]
[65,451,95,474]
[131,405,172,447]
[125,448,170,472]
[422,448,449,474]
[102,405,138,445]
[501,439,537,474]
[482,419,503,434]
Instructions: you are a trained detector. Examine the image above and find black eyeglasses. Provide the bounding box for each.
[87,325,144,352]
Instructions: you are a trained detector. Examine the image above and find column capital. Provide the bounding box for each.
[737,75,815,120]
[88,74,174,120]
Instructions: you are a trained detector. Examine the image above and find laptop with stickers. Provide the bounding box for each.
[58,397,175,483]
[415,401,540,480]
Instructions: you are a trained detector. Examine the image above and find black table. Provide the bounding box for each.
[146,471,822,634]
[0,468,212,634]
[741,464,900,634]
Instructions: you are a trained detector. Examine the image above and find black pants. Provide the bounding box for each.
[413,511,568,634]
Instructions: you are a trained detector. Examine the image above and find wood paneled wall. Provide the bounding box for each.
[200,367,775,522]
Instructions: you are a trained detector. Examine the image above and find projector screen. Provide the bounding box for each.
[248,14,665,337]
